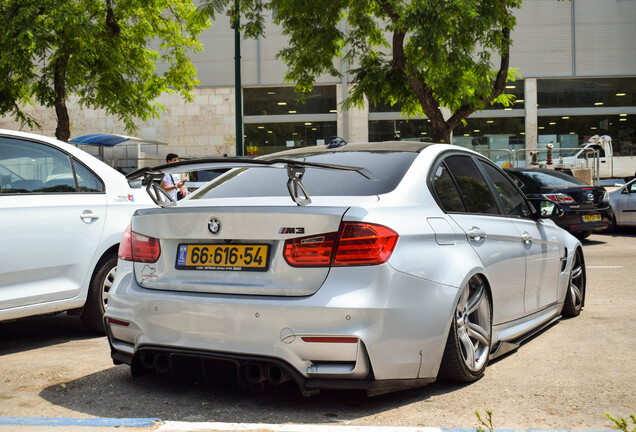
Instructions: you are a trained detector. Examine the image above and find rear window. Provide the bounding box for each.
[192,151,418,199]
[507,170,588,188]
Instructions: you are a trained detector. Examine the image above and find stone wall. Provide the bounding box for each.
[0,87,239,161]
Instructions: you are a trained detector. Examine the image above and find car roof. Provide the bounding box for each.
[505,167,573,176]
[262,141,436,158]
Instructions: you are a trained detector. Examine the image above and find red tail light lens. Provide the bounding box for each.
[545,193,575,204]
[333,222,398,266]
[118,225,133,260]
[283,222,398,267]
[283,232,338,267]
[118,224,161,263]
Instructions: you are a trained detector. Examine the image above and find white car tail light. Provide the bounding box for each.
[284,222,398,267]
[118,224,161,263]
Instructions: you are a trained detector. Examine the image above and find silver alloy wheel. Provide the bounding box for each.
[102,265,117,311]
[455,278,492,372]
[567,250,584,312]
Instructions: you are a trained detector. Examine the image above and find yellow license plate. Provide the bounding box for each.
[582,214,602,222]
[176,244,269,271]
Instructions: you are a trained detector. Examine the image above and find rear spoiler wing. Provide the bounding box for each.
[127,157,376,208]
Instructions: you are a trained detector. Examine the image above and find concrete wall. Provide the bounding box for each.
[0,87,239,158]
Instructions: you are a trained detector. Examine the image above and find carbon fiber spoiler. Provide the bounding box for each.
[126,157,377,208]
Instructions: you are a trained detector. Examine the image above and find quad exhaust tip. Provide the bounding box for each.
[134,350,294,390]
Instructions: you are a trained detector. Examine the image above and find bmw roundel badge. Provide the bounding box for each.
[208,218,221,234]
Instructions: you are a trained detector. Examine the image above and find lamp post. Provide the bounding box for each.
[232,0,244,156]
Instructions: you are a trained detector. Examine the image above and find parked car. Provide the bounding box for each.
[504,168,612,240]
[184,168,229,194]
[609,178,636,228]
[0,129,155,333]
[105,141,585,396]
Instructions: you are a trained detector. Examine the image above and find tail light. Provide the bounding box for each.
[602,190,609,202]
[118,224,161,263]
[544,193,575,204]
[284,222,398,267]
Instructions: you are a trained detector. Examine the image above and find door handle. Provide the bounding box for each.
[80,210,100,222]
[468,227,487,242]
[521,232,532,244]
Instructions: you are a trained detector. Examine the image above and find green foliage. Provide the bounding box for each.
[607,414,636,432]
[475,409,495,432]
[0,0,210,139]
[474,410,636,432]
[200,0,524,141]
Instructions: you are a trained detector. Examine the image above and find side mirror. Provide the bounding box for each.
[529,199,564,219]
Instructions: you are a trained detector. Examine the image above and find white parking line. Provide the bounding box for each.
[0,418,617,432]
[586,265,624,269]
[157,423,441,432]
[157,421,443,432]
[156,422,616,432]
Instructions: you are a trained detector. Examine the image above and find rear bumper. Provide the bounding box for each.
[105,261,459,394]
[105,341,434,396]
[556,208,613,233]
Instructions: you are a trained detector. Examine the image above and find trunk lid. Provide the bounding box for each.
[538,185,608,209]
[131,204,352,296]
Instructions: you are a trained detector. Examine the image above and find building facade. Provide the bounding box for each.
[1,0,635,167]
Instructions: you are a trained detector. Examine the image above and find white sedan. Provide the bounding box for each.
[0,129,154,333]
[105,141,585,396]
[609,178,636,228]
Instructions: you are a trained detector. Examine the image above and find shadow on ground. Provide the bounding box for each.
[37,363,471,424]
[0,312,98,356]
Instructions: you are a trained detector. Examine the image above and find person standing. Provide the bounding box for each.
[161,153,187,201]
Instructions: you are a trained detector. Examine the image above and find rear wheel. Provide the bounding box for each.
[81,252,117,334]
[608,214,618,232]
[563,248,585,317]
[439,275,492,382]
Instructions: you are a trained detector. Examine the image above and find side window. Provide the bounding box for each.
[579,145,604,158]
[479,161,532,218]
[73,159,104,192]
[444,156,499,215]
[43,160,76,192]
[507,174,525,190]
[0,136,76,194]
[432,162,466,212]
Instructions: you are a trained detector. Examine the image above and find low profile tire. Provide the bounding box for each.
[608,215,618,232]
[562,248,585,317]
[81,252,117,334]
[439,275,492,382]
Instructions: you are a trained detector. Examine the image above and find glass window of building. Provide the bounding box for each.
[368,80,524,112]
[244,122,337,156]
[453,118,525,166]
[369,118,524,167]
[243,86,337,116]
[538,115,636,157]
[537,78,636,108]
[368,119,435,142]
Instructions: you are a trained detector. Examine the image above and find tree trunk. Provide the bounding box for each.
[54,53,71,142]
[383,0,513,147]
[433,127,452,144]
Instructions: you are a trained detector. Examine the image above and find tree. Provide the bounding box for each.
[0,0,211,141]
[204,0,522,143]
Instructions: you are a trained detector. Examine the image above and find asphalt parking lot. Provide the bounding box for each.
[0,229,634,432]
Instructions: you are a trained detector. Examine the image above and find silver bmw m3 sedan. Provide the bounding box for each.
[105,141,586,396]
